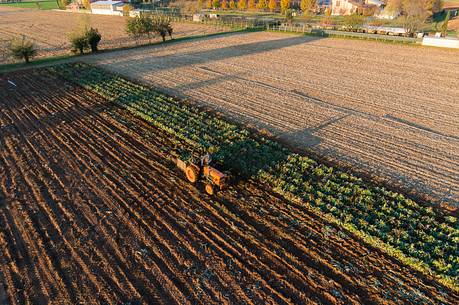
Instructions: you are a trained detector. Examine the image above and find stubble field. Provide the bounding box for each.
[82,31,459,208]
[0,7,228,64]
[0,66,458,305]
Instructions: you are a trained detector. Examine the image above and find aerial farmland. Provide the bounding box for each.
[0,4,458,305]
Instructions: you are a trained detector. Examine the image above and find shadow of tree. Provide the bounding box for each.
[105,34,323,76]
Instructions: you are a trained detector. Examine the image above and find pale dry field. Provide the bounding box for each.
[82,31,459,207]
[0,8,228,64]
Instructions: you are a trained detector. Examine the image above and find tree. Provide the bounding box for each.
[229,0,236,9]
[197,0,203,10]
[213,0,219,8]
[268,0,276,12]
[426,0,443,15]
[441,10,450,36]
[126,13,154,40]
[9,36,37,63]
[280,0,289,14]
[301,0,316,15]
[320,7,333,26]
[386,0,442,16]
[257,0,267,10]
[248,0,255,10]
[400,1,429,35]
[123,4,133,17]
[237,0,246,10]
[82,0,90,10]
[85,27,102,52]
[221,0,228,9]
[152,15,173,42]
[206,0,212,8]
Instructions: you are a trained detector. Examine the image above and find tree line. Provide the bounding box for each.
[197,0,317,14]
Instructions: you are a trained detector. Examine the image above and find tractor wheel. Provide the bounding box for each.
[205,184,214,196]
[185,166,198,183]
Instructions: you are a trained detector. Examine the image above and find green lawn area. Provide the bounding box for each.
[0,1,59,10]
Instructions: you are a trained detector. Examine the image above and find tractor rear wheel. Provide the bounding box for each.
[205,184,214,195]
[185,166,198,183]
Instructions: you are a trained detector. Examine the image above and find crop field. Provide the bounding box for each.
[0,1,59,10]
[80,31,459,209]
[1,65,458,304]
[0,7,229,64]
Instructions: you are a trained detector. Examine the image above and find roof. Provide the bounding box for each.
[444,3,459,9]
[367,0,383,6]
[91,1,123,5]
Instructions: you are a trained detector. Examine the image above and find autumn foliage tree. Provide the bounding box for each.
[301,0,316,15]
[257,0,267,10]
[268,0,276,12]
[248,0,255,10]
[206,0,212,8]
[280,0,289,14]
[229,0,236,9]
[386,0,443,16]
[221,0,228,9]
[237,0,246,10]
[213,0,219,8]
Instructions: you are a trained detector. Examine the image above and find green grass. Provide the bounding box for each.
[0,0,59,10]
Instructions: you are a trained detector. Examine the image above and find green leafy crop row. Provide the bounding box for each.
[46,63,458,289]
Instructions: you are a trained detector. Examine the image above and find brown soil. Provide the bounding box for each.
[0,8,229,64]
[80,31,459,209]
[0,69,457,304]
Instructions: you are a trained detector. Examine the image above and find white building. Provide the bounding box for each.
[90,1,125,16]
[331,0,383,16]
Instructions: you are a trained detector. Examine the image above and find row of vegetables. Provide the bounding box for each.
[46,63,458,289]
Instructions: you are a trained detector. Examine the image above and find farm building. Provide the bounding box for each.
[444,2,459,17]
[90,0,125,16]
[331,0,382,15]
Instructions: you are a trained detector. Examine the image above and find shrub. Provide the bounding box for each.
[343,13,365,30]
[70,33,89,55]
[9,36,37,63]
[85,27,102,52]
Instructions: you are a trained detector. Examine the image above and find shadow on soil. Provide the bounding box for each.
[104,34,323,76]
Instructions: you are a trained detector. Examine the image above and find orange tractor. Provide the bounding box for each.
[176,154,228,195]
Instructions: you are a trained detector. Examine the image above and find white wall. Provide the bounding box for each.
[91,8,122,16]
[422,37,459,49]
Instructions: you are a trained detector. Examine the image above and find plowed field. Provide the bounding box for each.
[81,31,459,209]
[0,8,228,64]
[0,69,457,304]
